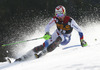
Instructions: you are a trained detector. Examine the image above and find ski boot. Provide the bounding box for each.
[34,48,48,58]
[15,58,22,62]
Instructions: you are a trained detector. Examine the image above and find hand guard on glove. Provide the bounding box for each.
[80,39,87,47]
[43,32,51,40]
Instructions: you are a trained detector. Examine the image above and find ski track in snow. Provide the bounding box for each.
[0,22,100,70]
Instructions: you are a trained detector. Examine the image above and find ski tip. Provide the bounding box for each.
[5,57,11,63]
[5,57,16,63]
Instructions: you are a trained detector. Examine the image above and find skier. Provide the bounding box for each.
[15,5,87,62]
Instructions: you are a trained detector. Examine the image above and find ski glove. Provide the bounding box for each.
[43,32,51,40]
[80,39,87,47]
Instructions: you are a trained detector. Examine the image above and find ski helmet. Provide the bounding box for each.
[55,5,66,17]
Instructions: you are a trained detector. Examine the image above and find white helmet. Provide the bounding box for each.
[55,5,66,16]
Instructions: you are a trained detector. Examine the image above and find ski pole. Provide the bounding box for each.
[2,37,43,47]
[2,34,51,47]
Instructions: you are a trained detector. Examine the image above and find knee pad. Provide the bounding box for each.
[47,42,57,52]
[33,45,44,53]
[47,36,62,52]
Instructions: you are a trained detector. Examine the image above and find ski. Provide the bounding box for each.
[5,57,16,63]
[63,44,81,50]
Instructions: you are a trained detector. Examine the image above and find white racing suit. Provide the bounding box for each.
[15,16,84,61]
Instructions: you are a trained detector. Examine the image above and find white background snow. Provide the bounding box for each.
[0,21,100,70]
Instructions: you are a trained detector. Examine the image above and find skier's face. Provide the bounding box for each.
[56,14,65,21]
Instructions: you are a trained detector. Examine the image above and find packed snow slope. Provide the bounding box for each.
[0,21,100,70]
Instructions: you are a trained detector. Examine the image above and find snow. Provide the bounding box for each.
[0,22,100,70]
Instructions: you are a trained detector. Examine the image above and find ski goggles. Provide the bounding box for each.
[56,14,64,18]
